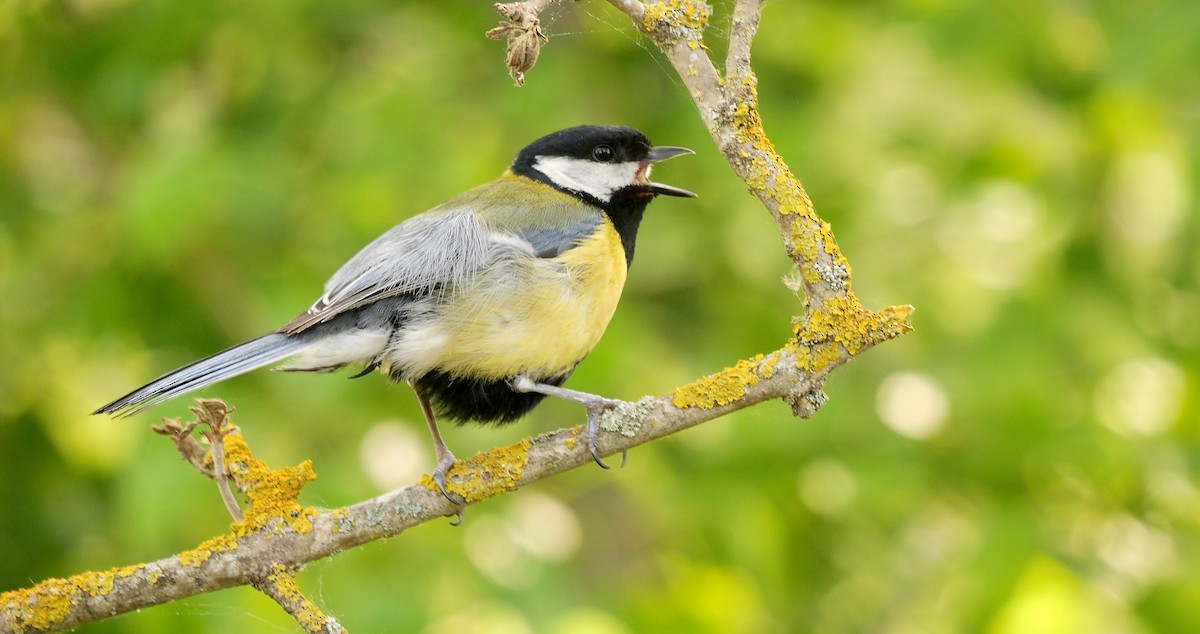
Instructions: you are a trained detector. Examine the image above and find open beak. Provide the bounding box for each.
[640,146,697,198]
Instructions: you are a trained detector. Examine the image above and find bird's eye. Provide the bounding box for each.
[592,145,615,162]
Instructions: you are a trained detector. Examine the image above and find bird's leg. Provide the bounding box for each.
[511,376,627,469]
[408,381,464,525]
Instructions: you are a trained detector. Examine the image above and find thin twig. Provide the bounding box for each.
[726,0,762,80]
[151,418,212,477]
[204,424,244,523]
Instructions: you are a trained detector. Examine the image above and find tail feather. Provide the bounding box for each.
[93,334,310,417]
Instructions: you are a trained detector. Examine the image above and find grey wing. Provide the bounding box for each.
[281,208,496,334]
[519,217,603,258]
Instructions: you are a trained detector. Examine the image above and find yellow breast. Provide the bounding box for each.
[430,217,628,379]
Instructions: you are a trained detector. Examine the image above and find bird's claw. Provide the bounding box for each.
[432,456,466,525]
[585,398,627,470]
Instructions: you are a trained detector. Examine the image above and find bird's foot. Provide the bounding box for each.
[508,376,629,469]
[431,453,465,526]
[584,397,627,470]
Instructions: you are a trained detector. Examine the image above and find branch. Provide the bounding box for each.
[0,318,914,632]
[726,0,761,81]
[252,565,345,634]
[2,3,915,631]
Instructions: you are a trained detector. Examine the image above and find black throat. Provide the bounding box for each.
[602,188,654,267]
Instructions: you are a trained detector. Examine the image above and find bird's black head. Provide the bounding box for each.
[511,125,695,264]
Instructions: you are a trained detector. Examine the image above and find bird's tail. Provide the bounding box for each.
[93,333,310,417]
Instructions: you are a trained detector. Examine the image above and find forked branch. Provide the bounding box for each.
[1,2,911,632]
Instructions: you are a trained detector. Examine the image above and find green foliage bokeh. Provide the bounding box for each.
[2,0,1198,632]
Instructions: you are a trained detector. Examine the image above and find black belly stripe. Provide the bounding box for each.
[412,370,571,426]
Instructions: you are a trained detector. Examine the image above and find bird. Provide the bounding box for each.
[94,124,695,506]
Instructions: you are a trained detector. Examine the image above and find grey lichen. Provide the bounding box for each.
[600,397,655,437]
[813,262,849,292]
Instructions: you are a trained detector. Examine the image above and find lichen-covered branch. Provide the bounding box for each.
[1,2,914,631]
[2,336,861,632]
[1,301,912,632]
[252,565,345,634]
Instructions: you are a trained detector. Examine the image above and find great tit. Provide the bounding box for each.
[94,125,695,501]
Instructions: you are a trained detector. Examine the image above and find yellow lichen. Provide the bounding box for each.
[77,571,114,598]
[672,357,765,409]
[222,432,318,538]
[115,564,144,578]
[420,438,532,504]
[793,297,915,372]
[175,428,318,568]
[0,421,329,633]
[174,423,321,575]
[807,342,842,373]
[265,565,329,633]
[760,350,782,379]
[1,577,73,633]
[642,0,711,50]
[561,424,581,450]
[0,562,160,632]
[177,533,236,568]
[328,508,351,534]
[175,547,208,566]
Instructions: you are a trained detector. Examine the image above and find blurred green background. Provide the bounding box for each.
[2,0,1198,631]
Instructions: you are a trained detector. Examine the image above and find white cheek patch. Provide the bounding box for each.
[532,156,640,203]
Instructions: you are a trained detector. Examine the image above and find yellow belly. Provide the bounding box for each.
[429,218,627,379]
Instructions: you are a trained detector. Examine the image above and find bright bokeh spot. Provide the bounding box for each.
[36,340,141,474]
[987,556,1087,634]
[462,492,581,590]
[938,181,1044,291]
[505,492,582,563]
[463,513,537,590]
[1097,514,1175,584]
[359,421,426,491]
[1104,152,1188,248]
[1093,357,1185,437]
[875,371,949,439]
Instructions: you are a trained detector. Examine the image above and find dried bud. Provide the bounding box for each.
[486,8,549,86]
[506,29,546,85]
